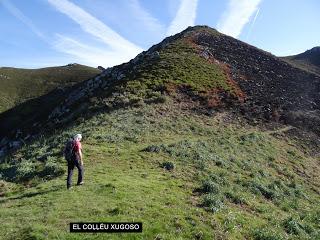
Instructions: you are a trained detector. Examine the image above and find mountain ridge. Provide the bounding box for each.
[0,63,101,113]
[0,26,319,239]
[1,25,320,155]
[282,46,320,76]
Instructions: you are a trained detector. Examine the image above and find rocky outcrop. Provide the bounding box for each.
[97,66,105,71]
[187,28,320,131]
[1,26,320,157]
[45,62,135,126]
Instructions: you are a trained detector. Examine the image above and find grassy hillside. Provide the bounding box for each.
[120,28,244,104]
[0,64,100,113]
[282,47,320,76]
[0,103,319,239]
[0,27,243,139]
[0,26,319,239]
[282,57,320,76]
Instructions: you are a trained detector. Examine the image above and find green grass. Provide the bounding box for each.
[0,103,319,239]
[1,27,319,239]
[281,56,320,76]
[0,64,100,113]
[118,35,238,100]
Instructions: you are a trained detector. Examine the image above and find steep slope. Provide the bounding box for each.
[282,47,320,76]
[0,26,319,239]
[0,64,100,113]
[1,26,320,151]
[1,104,320,239]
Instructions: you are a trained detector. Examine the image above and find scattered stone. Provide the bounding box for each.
[97,66,105,71]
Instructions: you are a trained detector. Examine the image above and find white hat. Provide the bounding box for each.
[74,133,82,141]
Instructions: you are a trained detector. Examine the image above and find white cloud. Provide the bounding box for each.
[2,0,145,67]
[217,0,262,38]
[1,0,46,40]
[53,34,134,67]
[128,0,165,36]
[47,0,143,56]
[3,0,202,68]
[167,0,181,19]
[166,0,199,36]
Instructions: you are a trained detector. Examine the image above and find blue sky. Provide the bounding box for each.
[0,0,319,68]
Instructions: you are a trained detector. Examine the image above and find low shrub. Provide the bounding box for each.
[247,179,285,201]
[160,161,175,171]
[282,216,304,235]
[225,191,247,205]
[144,91,168,104]
[208,173,228,186]
[0,180,9,197]
[144,145,162,153]
[240,132,263,142]
[153,95,169,104]
[42,158,64,179]
[201,179,220,194]
[15,160,37,181]
[202,193,224,213]
[252,227,285,240]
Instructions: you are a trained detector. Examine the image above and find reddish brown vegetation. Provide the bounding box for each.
[183,36,247,109]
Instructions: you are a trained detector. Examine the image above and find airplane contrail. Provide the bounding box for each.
[246,7,260,41]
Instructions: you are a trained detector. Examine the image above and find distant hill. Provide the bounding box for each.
[0,63,100,113]
[0,26,319,239]
[282,47,320,76]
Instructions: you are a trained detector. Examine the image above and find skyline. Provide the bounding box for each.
[0,0,319,68]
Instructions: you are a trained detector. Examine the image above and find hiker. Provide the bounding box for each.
[64,133,84,189]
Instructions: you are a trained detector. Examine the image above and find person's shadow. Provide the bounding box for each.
[0,185,64,203]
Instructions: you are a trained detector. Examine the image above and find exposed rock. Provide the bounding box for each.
[116,73,125,81]
[0,149,5,158]
[0,74,10,79]
[1,25,320,157]
[0,137,8,147]
[9,141,21,149]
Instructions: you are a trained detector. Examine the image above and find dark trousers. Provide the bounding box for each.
[67,159,84,188]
